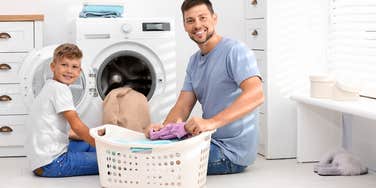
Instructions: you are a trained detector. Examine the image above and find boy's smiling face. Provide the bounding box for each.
[50,57,81,85]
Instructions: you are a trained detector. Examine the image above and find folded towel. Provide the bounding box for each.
[79,4,123,18]
[111,138,177,145]
[110,138,178,152]
[79,11,122,18]
[83,5,124,13]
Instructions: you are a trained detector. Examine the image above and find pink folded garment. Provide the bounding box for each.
[149,122,189,140]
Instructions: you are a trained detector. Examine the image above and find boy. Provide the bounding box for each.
[26,43,98,177]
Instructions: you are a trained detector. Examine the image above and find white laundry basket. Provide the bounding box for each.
[90,124,213,188]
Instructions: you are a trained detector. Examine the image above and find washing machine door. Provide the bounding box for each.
[19,45,93,115]
[93,41,166,101]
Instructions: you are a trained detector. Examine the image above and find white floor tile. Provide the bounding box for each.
[0,156,375,188]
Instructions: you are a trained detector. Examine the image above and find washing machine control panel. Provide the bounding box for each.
[121,24,133,33]
[142,22,171,31]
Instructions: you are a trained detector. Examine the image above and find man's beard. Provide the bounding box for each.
[190,30,215,45]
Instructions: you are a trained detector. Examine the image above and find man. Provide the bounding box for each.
[147,0,264,175]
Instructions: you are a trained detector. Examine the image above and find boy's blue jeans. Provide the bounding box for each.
[33,140,98,177]
[207,143,247,175]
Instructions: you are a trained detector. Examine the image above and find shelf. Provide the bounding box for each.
[0,15,44,22]
[291,93,376,120]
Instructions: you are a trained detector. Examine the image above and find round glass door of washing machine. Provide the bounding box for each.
[30,58,86,106]
[96,50,156,100]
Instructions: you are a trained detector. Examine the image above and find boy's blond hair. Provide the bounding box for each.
[53,43,83,63]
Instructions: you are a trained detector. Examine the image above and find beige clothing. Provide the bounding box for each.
[103,87,151,133]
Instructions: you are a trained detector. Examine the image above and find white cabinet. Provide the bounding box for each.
[245,19,266,50]
[245,0,266,19]
[244,0,329,159]
[0,15,43,157]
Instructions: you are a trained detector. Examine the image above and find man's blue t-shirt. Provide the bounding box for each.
[182,37,261,166]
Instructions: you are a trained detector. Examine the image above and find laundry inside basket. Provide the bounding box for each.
[109,138,178,152]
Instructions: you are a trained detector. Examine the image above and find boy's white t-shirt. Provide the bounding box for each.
[26,79,76,171]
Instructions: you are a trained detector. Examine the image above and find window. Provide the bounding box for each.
[329,0,376,98]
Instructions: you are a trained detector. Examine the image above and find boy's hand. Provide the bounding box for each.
[69,129,82,140]
[98,128,106,136]
[144,123,164,138]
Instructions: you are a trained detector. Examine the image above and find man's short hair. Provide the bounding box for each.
[53,43,82,63]
[181,0,215,16]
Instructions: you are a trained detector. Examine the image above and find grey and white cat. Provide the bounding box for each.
[313,149,368,176]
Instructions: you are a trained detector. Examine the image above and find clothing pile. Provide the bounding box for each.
[79,1,124,18]
[149,122,190,140]
[102,87,151,133]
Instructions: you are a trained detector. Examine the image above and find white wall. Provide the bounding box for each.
[0,0,246,117]
[344,115,376,171]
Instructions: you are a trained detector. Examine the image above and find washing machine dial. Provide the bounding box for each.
[121,24,133,33]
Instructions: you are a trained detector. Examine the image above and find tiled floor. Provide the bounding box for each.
[1,156,375,188]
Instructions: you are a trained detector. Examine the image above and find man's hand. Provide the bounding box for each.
[185,117,217,135]
[144,123,165,138]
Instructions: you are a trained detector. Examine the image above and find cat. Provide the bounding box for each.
[313,149,368,176]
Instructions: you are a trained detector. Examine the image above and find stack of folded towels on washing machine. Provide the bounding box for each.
[79,1,124,18]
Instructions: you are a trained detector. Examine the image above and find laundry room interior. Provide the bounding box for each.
[1,0,376,187]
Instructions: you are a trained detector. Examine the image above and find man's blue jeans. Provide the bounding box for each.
[207,143,247,175]
[34,140,98,177]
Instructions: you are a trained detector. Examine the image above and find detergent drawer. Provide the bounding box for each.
[0,84,27,115]
[0,22,34,52]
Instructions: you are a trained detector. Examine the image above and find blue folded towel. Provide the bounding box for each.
[79,11,122,18]
[79,4,124,18]
[110,138,178,153]
[83,5,124,13]
[112,138,177,145]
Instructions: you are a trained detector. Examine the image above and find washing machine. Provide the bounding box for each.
[20,18,177,128]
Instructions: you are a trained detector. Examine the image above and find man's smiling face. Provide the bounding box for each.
[183,4,217,45]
